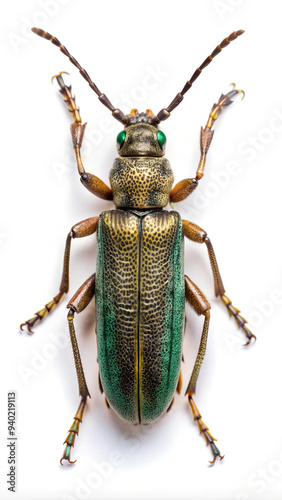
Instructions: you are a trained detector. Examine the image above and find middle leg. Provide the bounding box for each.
[20,216,99,333]
[183,220,256,345]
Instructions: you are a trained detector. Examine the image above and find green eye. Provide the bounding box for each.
[157,130,166,147]
[117,130,126,148]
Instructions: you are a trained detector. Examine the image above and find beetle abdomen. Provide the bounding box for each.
[96,209,185,424]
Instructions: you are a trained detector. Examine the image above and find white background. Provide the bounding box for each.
[1,1,282,499]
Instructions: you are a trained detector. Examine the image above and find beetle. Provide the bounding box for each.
[21,27,255,465]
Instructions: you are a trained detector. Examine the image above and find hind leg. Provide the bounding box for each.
[185,275,224,464]
[60,274,95,465]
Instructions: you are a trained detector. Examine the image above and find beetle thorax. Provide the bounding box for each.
[110,122,174,209]
[109,156,174,209]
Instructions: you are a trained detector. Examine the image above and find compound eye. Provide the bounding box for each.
[157,130,166,147]
[116,130,126,149]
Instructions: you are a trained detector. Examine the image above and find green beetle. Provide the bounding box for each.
[96,121,185,425]
[21,28,255,465]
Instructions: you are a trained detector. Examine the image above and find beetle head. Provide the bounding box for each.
[110,110,173,209]
[116,110,166,158]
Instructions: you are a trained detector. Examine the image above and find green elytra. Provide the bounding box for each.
[96,210,185,423]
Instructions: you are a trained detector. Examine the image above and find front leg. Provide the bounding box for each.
[54,72,113,200]
[170,86,244,203]
[182,219,256,346]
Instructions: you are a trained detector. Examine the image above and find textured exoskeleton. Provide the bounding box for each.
[21,27,255,465]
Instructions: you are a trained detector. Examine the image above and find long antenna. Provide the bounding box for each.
[31,28,127,124]
[152,30,244,125]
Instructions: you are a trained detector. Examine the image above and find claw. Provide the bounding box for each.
[229,83,245,100]
[207,86,244,125]
[20,317,38,334]
[20,324,34,334]
[239,89,245,100]
[20,293,64,335]
[221,294,255,345]
[209,452,225,465]
[60,444,77,465]
[51,71,69,83]
[243,332,257,347]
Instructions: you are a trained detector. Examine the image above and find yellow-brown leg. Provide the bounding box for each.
[61,273,95,465]
[183,220,256,345]
[20,217,99,333]
[176,371,182,394]
[53,73,113,200]
[170,87,244,204]
[196,86,244,181]
[185,275,224,464]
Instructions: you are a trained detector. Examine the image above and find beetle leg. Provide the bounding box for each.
[182,220,256,345]
[170,87,243,203]
[184,275,224,464]
[60,273,95,465]
[20,217,99,333]
[176,371,182,394]
[166,397,175,413]
[188,395,224,465]
[53,73,113,200]
[98,372,104,394]
[196,87,244,181]
[52,71,82,123]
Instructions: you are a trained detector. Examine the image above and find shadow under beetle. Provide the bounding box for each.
[21,27,256,465]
